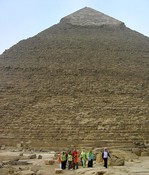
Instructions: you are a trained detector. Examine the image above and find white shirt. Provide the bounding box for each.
[103,151,108,158]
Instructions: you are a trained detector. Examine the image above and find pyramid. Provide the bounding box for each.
[0,7,149,149]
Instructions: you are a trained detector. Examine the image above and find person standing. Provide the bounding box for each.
[80,149,87,168]
[87,150,93,167]
[72,149,79,169]
[57,153,61,169]
[61,152,66,169]
[102,148,111,168]
[68,151,73,170]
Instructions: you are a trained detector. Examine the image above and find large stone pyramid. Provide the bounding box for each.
[0,7,149,149]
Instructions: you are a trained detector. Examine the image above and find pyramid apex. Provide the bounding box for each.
[60,7,125,27]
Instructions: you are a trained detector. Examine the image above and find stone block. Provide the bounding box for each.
[132,148,141,156]
[19,153,24,156]
[55,168,63,174]
[0,168,9,175]
[110,157,125,166]
[96,153,102,163]
[30,165,41,172]
[1,145,5,150]
[95,171,107,175]
[38,155,42,159]
[141,151,148,156]
[0,163,3,168]
[20,170,35,175]
[17,143,23,148]
[45,159,55,165]
[28,154,37,159]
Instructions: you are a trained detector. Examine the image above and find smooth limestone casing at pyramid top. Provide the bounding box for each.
[0,7,149,149]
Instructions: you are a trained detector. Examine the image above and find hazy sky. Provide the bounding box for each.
[0,0,149,54]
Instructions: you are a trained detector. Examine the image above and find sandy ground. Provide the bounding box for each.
[0,150,149,175]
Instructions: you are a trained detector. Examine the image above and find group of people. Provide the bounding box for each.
[57,148,94,170]
[57,147,111,170]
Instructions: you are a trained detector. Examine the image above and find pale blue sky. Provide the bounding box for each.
[0,0,149,54]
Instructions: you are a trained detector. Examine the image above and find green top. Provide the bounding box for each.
[61,153,66,162]
[80,151,87,160]
[68,154,72,161]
